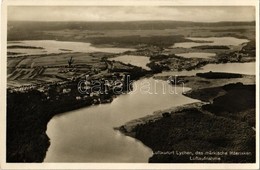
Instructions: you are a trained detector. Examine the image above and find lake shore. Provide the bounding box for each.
[116,73,256,163]
[6,61,148,162]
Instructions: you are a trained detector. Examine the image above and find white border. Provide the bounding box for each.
[1,0,259,169]
[1,0,259,6]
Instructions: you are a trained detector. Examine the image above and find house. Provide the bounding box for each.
[62,88,71,94]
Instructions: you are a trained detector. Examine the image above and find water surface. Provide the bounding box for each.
[109,55,151,70]
[44,78,198,162]
[8,40,134,57]
[175,52,216,59]
[157,62,255,77]
[173,37,249,48]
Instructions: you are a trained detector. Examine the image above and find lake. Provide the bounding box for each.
[44,78,199,162]
[7,40,134,57]
[175,52,216,59]
[42,37,254,163]
[157,62,256,77]
[44,61,255,162]
[173,37,249,48]
[108,55,151,70]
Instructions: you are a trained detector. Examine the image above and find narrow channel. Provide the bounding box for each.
[44,78,199,162]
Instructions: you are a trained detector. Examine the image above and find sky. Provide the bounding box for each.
[8,6,255,22]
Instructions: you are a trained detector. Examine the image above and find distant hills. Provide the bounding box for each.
[8,20,255,31]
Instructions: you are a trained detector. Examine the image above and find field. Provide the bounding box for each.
[7,52,111,88]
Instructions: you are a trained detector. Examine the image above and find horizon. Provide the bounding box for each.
[8,6,255,22]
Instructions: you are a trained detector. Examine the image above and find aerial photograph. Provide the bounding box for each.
[5,5,256,165]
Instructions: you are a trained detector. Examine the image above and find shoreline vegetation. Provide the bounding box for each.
[6,21,256,163]
[7,61,147,162]
[117,76,256,163]
[7,45,44,49]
